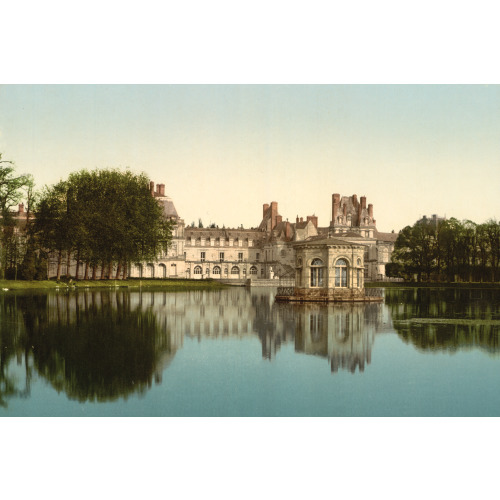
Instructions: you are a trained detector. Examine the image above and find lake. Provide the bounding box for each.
[1,286,500,416]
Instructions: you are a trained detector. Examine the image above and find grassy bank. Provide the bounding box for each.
[0,278,230,291]
[365,281,500,289]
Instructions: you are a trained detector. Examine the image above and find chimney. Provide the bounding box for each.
[343,204,347,216]
[353,195,358,208]
[300,217,303,223]
[368,203,373,218]
[157,184,165,197]
[332,193,340,223]
[276,215,283,225]
[360,196,367,210]
[263,203,270,218]
[307,215,318,228]
[18,203,24,213]
[296,216,299,223]
[150,181,155,196]
[286,221,292,240]
[270,202,278,230]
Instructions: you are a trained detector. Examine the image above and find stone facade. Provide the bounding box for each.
[275,237,383,302]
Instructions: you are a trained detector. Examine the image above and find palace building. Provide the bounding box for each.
[124,184,397,283]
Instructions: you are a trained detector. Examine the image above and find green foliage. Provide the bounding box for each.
[0,155,34,278]
[390,217,500,282]
[34,169,174,278]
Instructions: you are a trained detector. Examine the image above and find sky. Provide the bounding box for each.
[1,84,499,233]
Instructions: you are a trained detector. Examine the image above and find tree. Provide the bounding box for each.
[0,154,33,278]
[34,169,174,279]
[391,220,438,281]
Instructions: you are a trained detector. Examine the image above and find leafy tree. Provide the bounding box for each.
[34,169,174,279]
[0,155,33,278]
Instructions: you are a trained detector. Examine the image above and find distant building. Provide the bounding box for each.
[126,187,397,283]
[417,214,446,228]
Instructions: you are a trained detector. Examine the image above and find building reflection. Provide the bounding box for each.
[293,303,383,373]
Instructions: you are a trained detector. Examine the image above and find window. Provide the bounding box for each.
[238,252,243,262]
[200,251,205,262]
[250,266,258,275]
[194,266,202,274]
[219,252,224,262]
[335,258,348,287]
[256,253,260,261]
[310,258,324,287]
[213,266,221,275]
[231,266,240,275]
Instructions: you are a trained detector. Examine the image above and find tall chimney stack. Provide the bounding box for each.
[150,181,155,196]
[332,193,340,223]
[263,203,270,218]
[360,196,367,210]
[368,203,373,219]
[270,202,278,230]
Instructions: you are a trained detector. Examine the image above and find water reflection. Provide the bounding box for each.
[7,286,499,408]
[0,291,175,405]
[386,287,500,353]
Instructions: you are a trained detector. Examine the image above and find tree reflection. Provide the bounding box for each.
[386,287,500,353]
[0,290,175,404]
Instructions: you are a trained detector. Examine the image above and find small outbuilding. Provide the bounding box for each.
[275,237,382,302]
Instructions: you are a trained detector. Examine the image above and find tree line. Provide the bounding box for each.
[387,217,500,282]
[0,153,173,280]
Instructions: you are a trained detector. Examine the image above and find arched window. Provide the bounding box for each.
[310,258,324,287]
[159,263,167,278]
[194,266,202,274]
[249,266,258,275]
[134,263,143,278]
[146,263,155,278]
[213,266,221,275]
[335,258,348,287]
[205,268,210,275]
[231,266,240,275]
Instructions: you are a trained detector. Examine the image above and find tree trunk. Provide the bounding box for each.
[91,264,97,280]
[115,261,122,279]
[56,249,62,281]
[84,262,89,280]
[107,261,112,279]
[75,249,81,280]
[100,262,106,280]
[66,250,72,279]
[122,261,128,280]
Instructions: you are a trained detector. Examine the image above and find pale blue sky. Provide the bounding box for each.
[1,84,499,232]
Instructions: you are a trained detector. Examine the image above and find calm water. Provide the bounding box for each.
[1,286,500,416]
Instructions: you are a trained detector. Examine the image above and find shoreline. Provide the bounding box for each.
[0,278,230,291]
[365,281,500,289]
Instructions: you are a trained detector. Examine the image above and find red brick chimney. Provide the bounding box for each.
[332,193,340,223]
[263,203,270,218]
[285,221,292,240]
[307,215,318,228]
[270,202,278,230]
[150,181,155,196]
[368,203,373,219]
[157,184,165,197]
[360,196,367,210]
